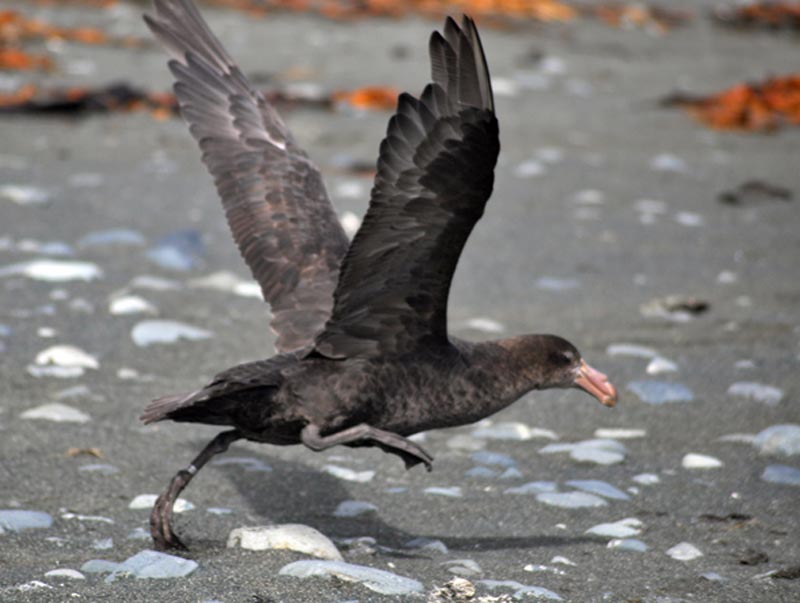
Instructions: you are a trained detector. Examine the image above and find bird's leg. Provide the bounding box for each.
[150,429,241,550]
[301,423,433,471]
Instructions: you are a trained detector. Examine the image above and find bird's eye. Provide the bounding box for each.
[550,350,574,366]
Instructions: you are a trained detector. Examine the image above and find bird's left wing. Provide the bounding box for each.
[145,0,350,353]
[314,16,499,358]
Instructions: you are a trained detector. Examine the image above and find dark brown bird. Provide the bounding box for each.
[143,0,618,550]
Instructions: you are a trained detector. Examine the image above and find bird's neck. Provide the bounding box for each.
[450,335,550,414]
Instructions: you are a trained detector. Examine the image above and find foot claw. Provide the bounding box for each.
[150,494,187,551]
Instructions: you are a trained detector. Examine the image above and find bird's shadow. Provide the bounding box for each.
[194,440,596,554]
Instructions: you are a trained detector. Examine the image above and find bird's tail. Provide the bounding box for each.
[140,390,201,424]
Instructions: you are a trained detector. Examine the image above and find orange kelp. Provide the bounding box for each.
[662,75,800,132]
[713,2,800,31]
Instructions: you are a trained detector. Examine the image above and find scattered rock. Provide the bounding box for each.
[406,537,449,555]
[0,184,49,205]
[594,428,646,439]
[464,317,505,334]
[627,380,694,405]
[78,228,146,248]
[607,538,648,552]
[227,524,342,561]
[109,295,157,315]
[772,565,800,580]
[682,453,723,469]
[640,295,709,322]
[429,577,476,601]
[586,518,642,538]
[718,180,793,205]
[738,548,769,565]
[424,486,463,498]
[0,510,53,532]
[147,229,205,271]
[606,343,658,358]
[727,382,784,406]
[505,481,558,495]
[131,320,213,346]
[44,568,85,580]
[0,259,102,282]
[82,550,198,581]
[647,357,679,375]
[753,425,800,456]
[129,494,193,512]
[441,559,482,577]
[472,421,557,441]
[322,465,375,482]
[536,491,608,509]
[333,500,378,518]
[666,542,703,561]
[279,560,423,595]
[762,464,800,486]
[20,403,90,423]
[566,480,631,500]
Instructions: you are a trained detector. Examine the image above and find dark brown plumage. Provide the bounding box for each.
[143,0,618,550]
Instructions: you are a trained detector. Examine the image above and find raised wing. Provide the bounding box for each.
[145,0,349,352]
[314,16,499,358]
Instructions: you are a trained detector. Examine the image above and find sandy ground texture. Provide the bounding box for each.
[1,1,799,601]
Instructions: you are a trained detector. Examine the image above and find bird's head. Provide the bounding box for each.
[538,335,618,407]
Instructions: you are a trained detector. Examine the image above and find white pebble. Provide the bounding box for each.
[727,382,784,406]
[513,159,545,178]
[682,453,723,469]
[650,153,688,173]
[424,486,462,498]
[586,518,642,538]
[44,568,85,580]
[129,494,193,512]
[674,212,704,227]
[594,428,646,439]
[572,189,605,205]
[762,464,800,486]
[606,343,658,359]
[608,538,648,552]
[0,184,49,205]
[279,560,422,595]
[82,550,198,581]
[666,542,703,561]
[27,365,85,379]
[753,425,800,456]
[20,403,90,423]
[473,421,557,441]
[334,180,365,201]
[646,357,678,375]
[566,480,630,500]
[339,211,362,239]
[632,473,660,485]
[35,345,99,370]
[228,524,342,560]
[333,500,377,517]
[322,465,374,483]
[550,555,576,566]
[536,492,607,508]
[109,295,157,315]
[131,320,213,347]
[0,259,102,282]
[465,317,505,334]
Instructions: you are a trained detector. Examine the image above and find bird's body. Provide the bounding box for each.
[145,336,580,445]
[143,0,618,550]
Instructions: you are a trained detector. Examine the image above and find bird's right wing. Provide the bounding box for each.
[145,0,350,353]
[315,16,499,358]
